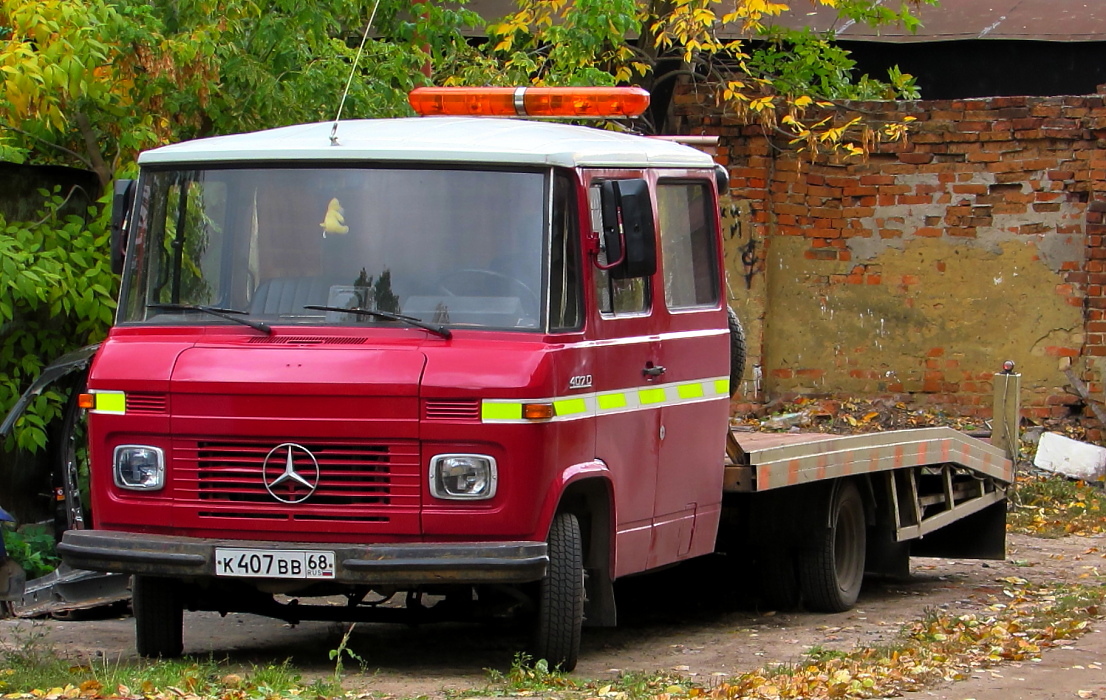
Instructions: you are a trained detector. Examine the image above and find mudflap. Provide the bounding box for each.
[910,500,1007,560]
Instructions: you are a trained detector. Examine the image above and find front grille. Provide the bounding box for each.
[173,438,420,521]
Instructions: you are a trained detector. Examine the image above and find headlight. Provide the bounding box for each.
[429,454,497,500]
[113,445,165,490]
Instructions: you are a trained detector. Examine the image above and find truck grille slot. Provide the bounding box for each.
[197,511,388,523]
[127,393,168,414]
[424,399,481,421]
[176,439,420,521]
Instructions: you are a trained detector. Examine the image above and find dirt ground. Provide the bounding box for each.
[1,531,1104,699]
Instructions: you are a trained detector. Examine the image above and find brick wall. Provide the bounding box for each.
[673,85,1106,427]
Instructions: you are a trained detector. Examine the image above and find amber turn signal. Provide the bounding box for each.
[522,403,556,420]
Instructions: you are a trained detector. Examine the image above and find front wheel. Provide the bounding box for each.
[530,512,584,671]
[133,576,184,658]
[798,481,866,613]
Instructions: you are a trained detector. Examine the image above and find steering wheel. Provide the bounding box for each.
[437,268,541,320]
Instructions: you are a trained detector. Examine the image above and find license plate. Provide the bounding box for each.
[214,548,335,579]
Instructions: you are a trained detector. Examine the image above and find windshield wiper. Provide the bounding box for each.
[147,303,272,335]
[303,305,452,339]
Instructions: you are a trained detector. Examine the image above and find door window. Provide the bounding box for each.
[588,183,650,315]
[657,181,719,309]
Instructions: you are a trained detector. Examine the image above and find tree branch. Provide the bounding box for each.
[0,122,94,170]
[75,112,112,189]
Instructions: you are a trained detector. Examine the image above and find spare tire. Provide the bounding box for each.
[728,306,747,397]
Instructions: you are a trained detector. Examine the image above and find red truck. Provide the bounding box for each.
[8,87,1011,671]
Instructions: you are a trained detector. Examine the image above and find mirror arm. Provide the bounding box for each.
[590,219,626,271]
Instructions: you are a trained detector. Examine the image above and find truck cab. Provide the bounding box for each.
[59,88,733,670]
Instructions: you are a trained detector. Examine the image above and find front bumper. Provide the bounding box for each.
[59,530,548,586]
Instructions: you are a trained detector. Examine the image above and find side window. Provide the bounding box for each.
[657,181,719,309]
[549,173,583,331]
[589,183,650,315]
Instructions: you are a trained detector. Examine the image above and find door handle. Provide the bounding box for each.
[643,364,666,377]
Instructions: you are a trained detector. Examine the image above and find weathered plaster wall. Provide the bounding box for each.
[675,88,1106,425]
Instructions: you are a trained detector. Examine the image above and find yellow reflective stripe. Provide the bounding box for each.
[481,402,522,421]
[677,382,704,400]
[94,391,126,414]
[480,376,728,423]
[638,387,666,405]
[597,393,627,410]
[553,398,588,416]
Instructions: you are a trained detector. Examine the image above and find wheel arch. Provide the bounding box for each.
[536,463,617,627]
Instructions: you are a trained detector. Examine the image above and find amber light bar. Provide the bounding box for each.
[408,86,650,119]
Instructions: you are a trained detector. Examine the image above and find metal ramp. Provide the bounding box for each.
[724,426,1013,544]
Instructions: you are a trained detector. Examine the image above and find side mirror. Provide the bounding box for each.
[110,179,136,275]
[597,178,657,279]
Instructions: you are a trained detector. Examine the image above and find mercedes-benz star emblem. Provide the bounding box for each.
[262,443,320,504]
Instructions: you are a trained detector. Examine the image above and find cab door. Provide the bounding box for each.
[650,176,730,568]
[582,172,663,578]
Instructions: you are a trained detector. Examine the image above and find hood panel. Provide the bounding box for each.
[172,346,424,396]
[169,346,425,437]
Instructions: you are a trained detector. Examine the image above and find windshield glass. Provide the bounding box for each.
[119,167,549,331]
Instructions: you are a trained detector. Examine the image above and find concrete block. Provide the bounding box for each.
[1033,431,1106,482]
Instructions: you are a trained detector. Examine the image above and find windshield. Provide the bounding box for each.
[119,167,551,331]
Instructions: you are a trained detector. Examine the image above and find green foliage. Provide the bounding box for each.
[0,0,491,173]
[1,524,59,579]
[484,653,578,693]
[490,0,934,150]
[744,26,920,101]
[0,189,115,454]
[328,623,367,681]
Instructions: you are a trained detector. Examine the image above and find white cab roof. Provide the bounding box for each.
[137,117,715,169]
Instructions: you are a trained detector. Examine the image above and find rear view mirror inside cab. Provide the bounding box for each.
[598,179,657,279]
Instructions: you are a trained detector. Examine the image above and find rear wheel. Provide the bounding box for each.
[798,481,866,612]
[133,576,184,658]
[530,512,584,671]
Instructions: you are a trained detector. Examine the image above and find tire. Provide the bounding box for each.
[530,512,584,671]
[798,481,866,613]
[727,307,747,397]
[133,576,184,658]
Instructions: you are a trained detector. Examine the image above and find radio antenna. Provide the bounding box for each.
[330,0,382,146]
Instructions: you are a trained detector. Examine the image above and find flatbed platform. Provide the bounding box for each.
[724,426,1013,544]
[725,426,1013,491]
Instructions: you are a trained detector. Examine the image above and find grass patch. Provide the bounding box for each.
[1008,472,1106,537]
[0,625,340,699]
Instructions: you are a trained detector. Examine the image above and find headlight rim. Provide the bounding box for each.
[429,453,498,501]
[113,444,166,491]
